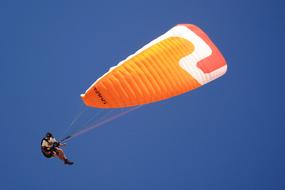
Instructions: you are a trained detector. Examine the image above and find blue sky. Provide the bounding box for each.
[0,0,284,190]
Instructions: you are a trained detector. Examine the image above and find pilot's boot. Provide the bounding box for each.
[64,159,74,165]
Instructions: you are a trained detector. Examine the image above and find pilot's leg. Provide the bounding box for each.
[54,147,73,165]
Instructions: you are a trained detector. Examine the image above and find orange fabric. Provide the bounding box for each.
[82,37,201,108]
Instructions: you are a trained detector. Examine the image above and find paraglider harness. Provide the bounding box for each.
[41,138,60,158]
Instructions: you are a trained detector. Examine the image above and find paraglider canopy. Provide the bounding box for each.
[81,24,226,109]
